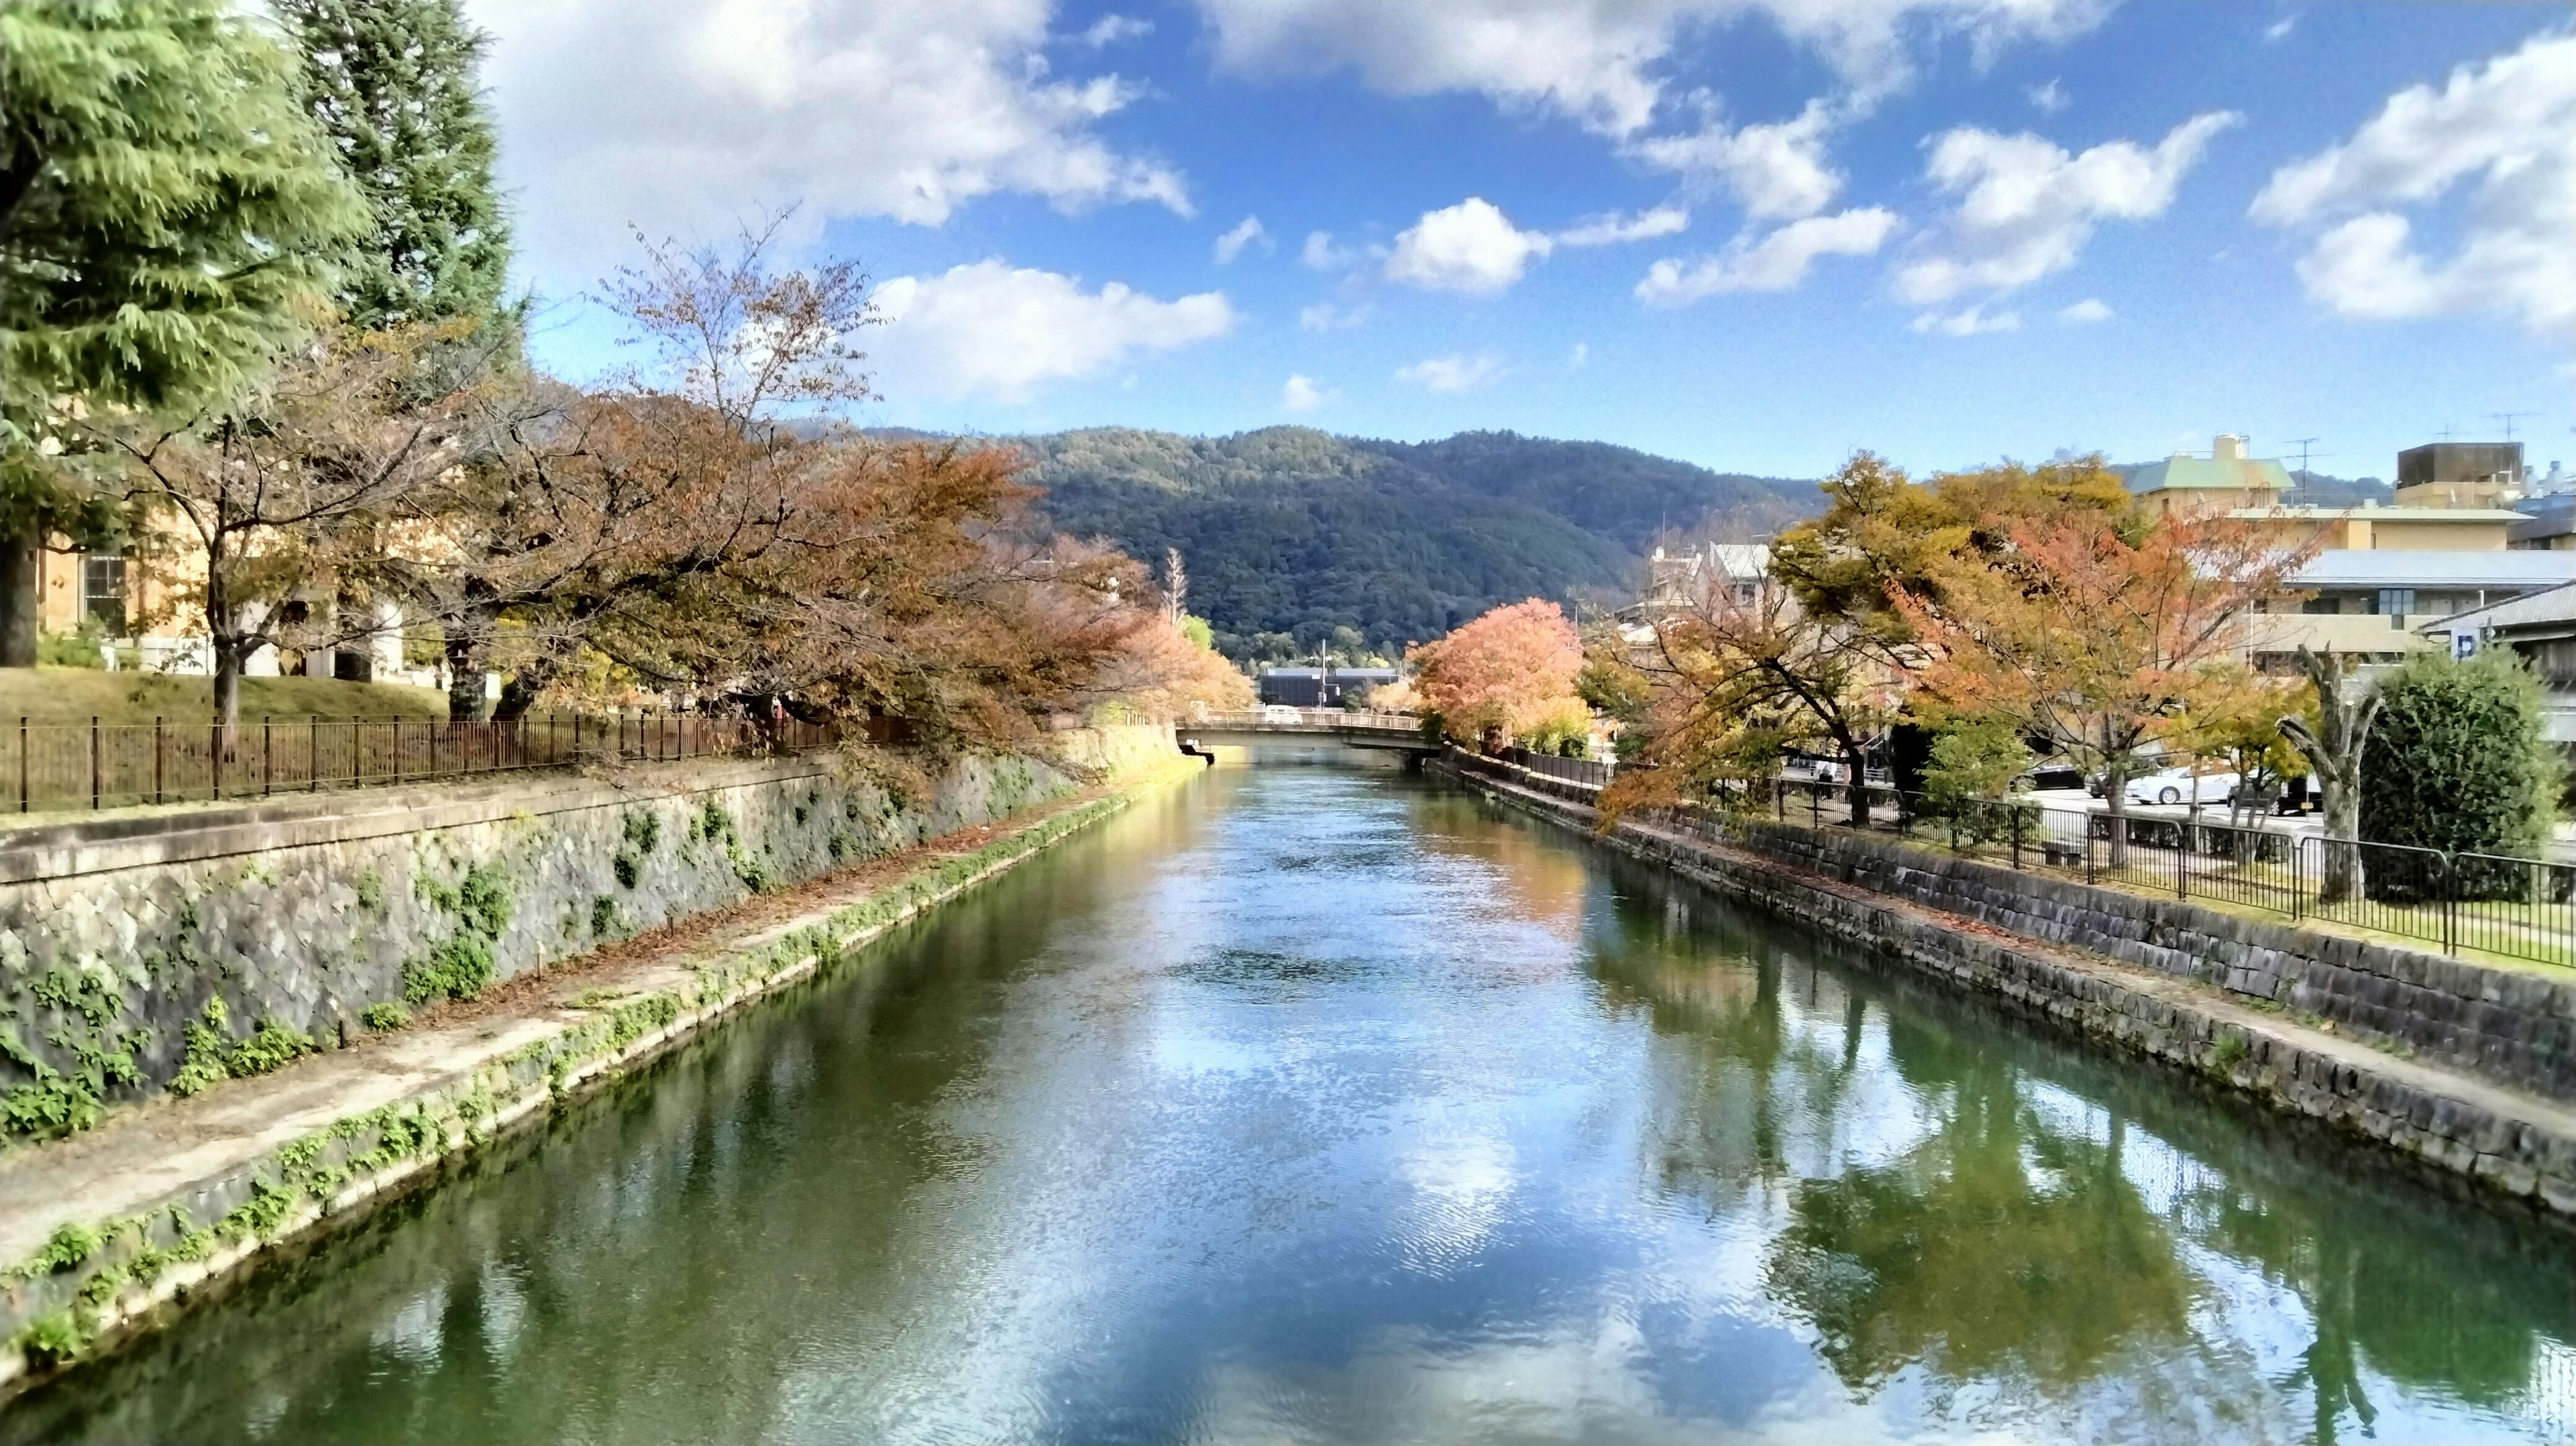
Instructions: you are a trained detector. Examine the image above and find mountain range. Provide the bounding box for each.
[1014,427,1816,665]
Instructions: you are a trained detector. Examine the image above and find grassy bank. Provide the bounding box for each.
[0,669,449,725]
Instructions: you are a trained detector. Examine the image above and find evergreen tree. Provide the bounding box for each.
[0,0,364,665]
[277,0,511,330]
[2358,650,2560,897]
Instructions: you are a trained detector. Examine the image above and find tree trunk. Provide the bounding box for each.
[492,655,557,722]
[0,524,40,668]
[1841,740,1871,825]
[2318,771,2364,905]
[2102,765,2131,869]
[443,616,490,722]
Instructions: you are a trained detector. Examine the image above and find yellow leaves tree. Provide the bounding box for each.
[1893,512,2312,863]
[1409,598,1585,748]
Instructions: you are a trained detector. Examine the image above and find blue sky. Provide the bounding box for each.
[466,0,2576,480]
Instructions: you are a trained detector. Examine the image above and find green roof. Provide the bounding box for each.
[2130,455,2293,493]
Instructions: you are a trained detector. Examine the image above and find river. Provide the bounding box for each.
[9,763,2575,1444]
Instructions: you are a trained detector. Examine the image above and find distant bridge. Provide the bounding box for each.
[1176,710,1435,757]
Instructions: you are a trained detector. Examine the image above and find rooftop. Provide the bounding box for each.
[2420,581,2576,637]
[2131,434,2293,494]
[2288,550,2576,591]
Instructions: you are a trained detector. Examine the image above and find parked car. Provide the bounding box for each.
[1260,704,1303,724]
[2124,765,2241,808]
[2017,764,2086,792]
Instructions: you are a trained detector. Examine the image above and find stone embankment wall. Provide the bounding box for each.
[1434,754,2576,1217]
[0,727,1171,1122]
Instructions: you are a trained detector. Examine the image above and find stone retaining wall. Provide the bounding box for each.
[1721,818,2576,1103]
[0,726,1173,1125]
[1433,757,2576,1218]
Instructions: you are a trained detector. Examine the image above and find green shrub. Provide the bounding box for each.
[360,1003,410,1032]
[168,998,235,1097]
[2360,651,2560,896]
[36,621,109,669]
[1922,717,2030,842]
[590,895,619,937]
[612,851,641,888]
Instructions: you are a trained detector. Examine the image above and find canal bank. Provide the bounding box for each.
[9,763,2571,1445]
[0,746,1200,1393]
[1430,752,2576,1222]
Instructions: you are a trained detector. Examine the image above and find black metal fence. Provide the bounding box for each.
[1497,746,1614,787]
[1758,778,2576,969]
[4,712,838,814]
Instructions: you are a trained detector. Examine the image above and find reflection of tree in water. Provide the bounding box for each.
[1762,1044,2196,1396]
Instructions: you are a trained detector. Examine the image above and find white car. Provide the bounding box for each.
[1260,704,1305,724]
[2124,765,2240,808]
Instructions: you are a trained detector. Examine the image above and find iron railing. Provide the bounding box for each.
[1497,745,1614,787]
[3,711,837,814]
[1459,747,2576,969]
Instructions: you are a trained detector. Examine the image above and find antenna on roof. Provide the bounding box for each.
[2286,437,2327,503]
[2489,412,2531,443]
[2437,423,2459,443]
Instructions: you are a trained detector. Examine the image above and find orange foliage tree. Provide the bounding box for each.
[1409,598,1585,748]
[1893,512,2312,860]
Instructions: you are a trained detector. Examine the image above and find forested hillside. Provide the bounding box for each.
[1018,427,1815,665]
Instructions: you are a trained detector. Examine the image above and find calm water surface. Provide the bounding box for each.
[10,764,2576,1445]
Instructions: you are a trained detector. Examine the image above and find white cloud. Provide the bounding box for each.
[1394,351,1507,392]
[1189,0,2116,135]
[1214,215,1273,263]
[2250,31,2576,339]
[1385,198,1553,292]
[1568,341,1591,367]
[1281,374,1331,410]
[1297,301,1370,330]
[1634,207,1898,303]
[2057,296,2113,323]
[2264,13,2296,43]
[1893,111,2239,305]
[464,0,1189,286]
[1911,302,2021,334]
[1078,13,1152,46]
[2027,78,2068,113]
[1628,99,1843,220]
[869,260,1235,402]
[1301,230,1360,270]
[1555,205,1690,246]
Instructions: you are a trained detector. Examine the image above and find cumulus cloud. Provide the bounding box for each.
[464,0,1189,286]
[2057,296,2113,323]
[1911,302,2021,335]
[1395,351,1507,392]
[2250,30,2576,339]
[1893,111,2239,305]
[869,260,1234,402]
[1385,198,1553,292]
[2027,78,2068,113]
[1634,207,1897,303]
[1189,0,2116,135]
[1214,215,1273,263]
[1281,374,1331,410]
[1629,99,1843,220]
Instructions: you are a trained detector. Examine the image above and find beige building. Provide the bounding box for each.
[2134,435,2521,553]
[35,530,412,681]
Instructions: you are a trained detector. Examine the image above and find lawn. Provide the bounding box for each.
[0,667,450,724]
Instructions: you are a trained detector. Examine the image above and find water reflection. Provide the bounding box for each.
[7,768,2573,1445]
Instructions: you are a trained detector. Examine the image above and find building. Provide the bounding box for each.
[2396,441,2524,509]
[1256,665,1400,708]
[2419,582,2576,742]
[2245,551,2576,669]
[36,531,418,683]
[2134,435,2522,552]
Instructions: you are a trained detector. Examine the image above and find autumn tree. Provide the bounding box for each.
[107,325,491,732]
[0,0,364,663]
[1409,599,1585,748]
[1602,570,1894,822]
[1770,450,2133,656]
[1894,512,2312,863]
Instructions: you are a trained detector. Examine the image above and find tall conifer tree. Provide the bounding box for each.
[277,0,512,330]
[0,0,363,665]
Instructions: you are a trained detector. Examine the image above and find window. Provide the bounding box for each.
[80,553,125,635]
[2300,597,2343,615]
[2370,588,2416,617]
